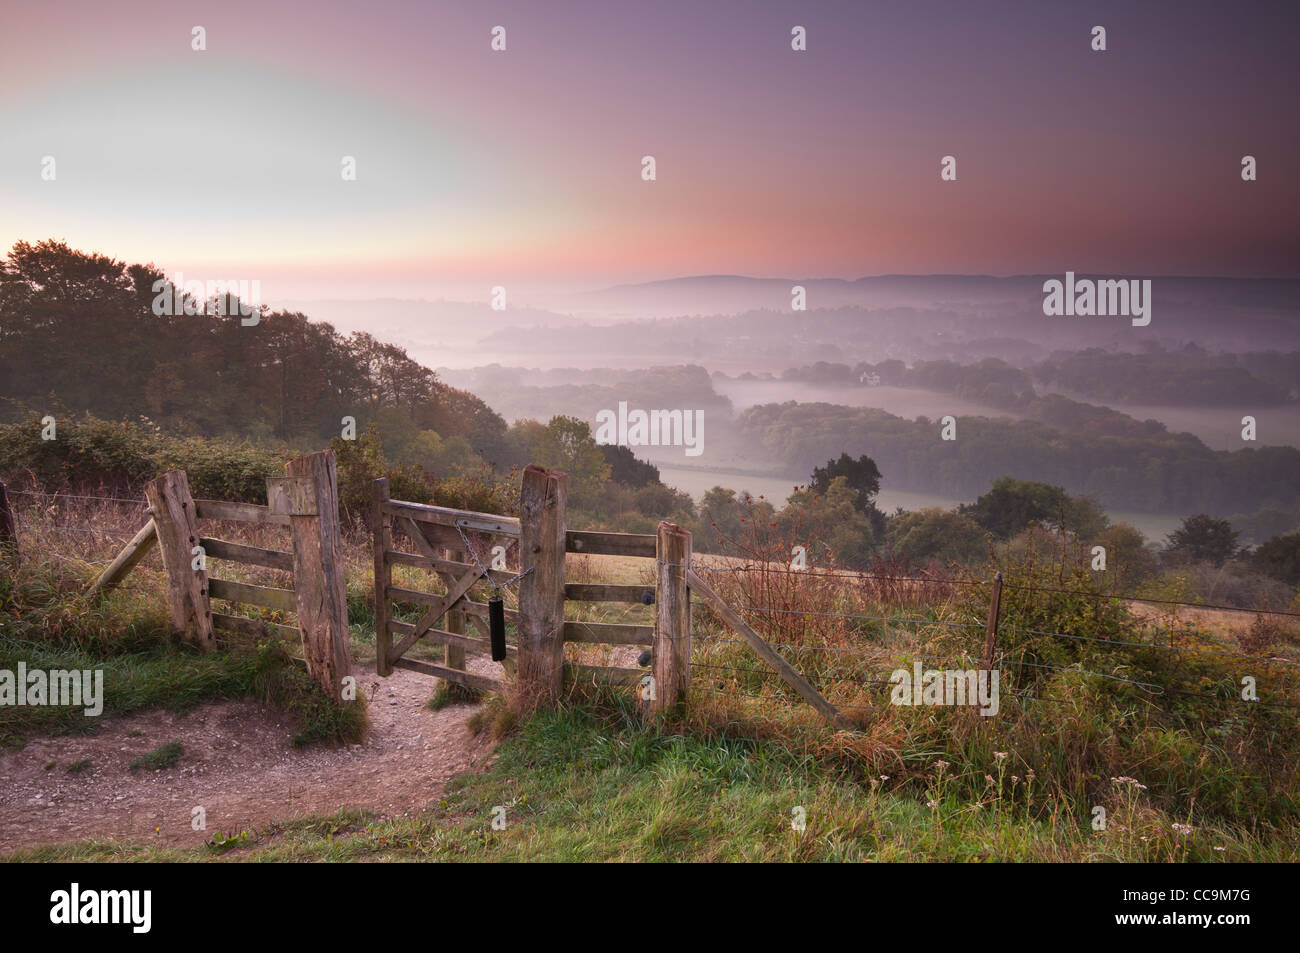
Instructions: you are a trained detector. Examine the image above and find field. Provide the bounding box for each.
[2,493,1299,862]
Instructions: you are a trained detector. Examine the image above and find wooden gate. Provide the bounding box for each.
[371,478,520,693]
[372,465,694,715]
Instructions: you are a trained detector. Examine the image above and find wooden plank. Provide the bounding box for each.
[387,587,518,621]
[386,549,517,585]
[445,544,468,675]
[88,519,157,595]
[146,471,215,650]
[387,619,516,658]
[373,479,394,676]
[285,451,353,699]
[651,521,692,714]
[687,568,851,730]
[563,621,654,646]
[385,499,520,536]
[194,499,290,527]
[208,577,297,612]
[212,612,298,642]
[565,663,644,687]
[198,536,293,572]
[394,517,460,552]
[267,476,318,516]
[566,530,655,558]
[462,598,518,623]
[517,465,567,703]
[391,656,503,693]
[565,584,655,604]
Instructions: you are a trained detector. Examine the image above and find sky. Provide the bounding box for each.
[1,0,1297,301]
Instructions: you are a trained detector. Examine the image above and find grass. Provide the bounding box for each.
[4,491,1296,862]
[0,529,367,750]
[8,699,1298,862]
[130,740,183,771]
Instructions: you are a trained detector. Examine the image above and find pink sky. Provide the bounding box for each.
[2,0,1296,301]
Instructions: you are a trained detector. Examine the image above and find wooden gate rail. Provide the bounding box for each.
[686,568,851,730]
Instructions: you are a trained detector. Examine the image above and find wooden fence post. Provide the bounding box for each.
[0,481,16,548]
[373,478,393,677]
[285,450,352,700]
[445,544,468,676]
[983,570,1003,671]
[649,521,691,714]
[517,464,566,707]
[144,470,215,650]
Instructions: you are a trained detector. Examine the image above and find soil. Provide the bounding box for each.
[0,662,497,852]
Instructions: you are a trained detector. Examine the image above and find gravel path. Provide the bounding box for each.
[0,663,496,851]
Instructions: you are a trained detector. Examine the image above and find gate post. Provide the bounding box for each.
[516,464,566,708]
[650,521,692,714]
[284,450,352,699]
[145,470,215,650]
[373,478,393,676]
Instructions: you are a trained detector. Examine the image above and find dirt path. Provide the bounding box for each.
[0,662,496,852]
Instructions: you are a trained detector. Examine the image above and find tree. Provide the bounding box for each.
[1252,531,1300,587]
[780,476,876,567]
[885,508,988,565]
[1166,514,1240,567]
[960,477,1069,539]
[808,452,886,538]
[600,443,660,488]
[526,416,611,509]
[1092,522,1157,588]
[809,452,881,508]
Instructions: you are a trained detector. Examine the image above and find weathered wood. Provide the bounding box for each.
[194,499,291,527]
[983,571,1003,671]
[565,583,655,604]
[393,517,461,552]
[445,545,469,674]
[285,451,352,700]
[198,536,294,572]
[517,465,567,705]
[0,481,16,546]
[212,612,299,642]
[386,586,518,621]
[565,663,645,687]
[387,564,483,663]
[267,476,318,516]
[391,656,503,692]
[373,479,394,676]
[208,577,297,612]
[387,619,516,658]
[651,521,692,714]
[461,598,519,623]
[387,549,518,585]
[145,471,215,650]
[88,519,157,595]
[563,621,655,645]
[384,499,520,537]
[566,530,656,558]
[687,568,850,730]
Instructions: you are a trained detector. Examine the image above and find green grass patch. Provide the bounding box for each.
[130,740,183,771]
[9,701,1298,863]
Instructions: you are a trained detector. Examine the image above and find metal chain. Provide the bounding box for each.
[453,522,532,592]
